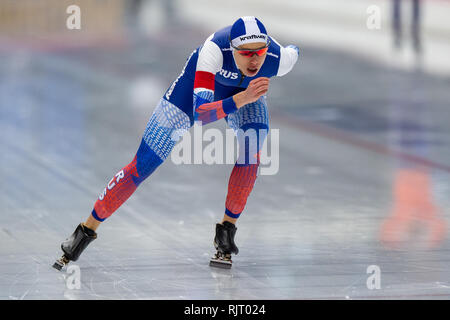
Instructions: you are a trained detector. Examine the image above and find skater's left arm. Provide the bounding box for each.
[276,44,300,77]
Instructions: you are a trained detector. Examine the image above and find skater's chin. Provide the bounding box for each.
[243,67,260,77]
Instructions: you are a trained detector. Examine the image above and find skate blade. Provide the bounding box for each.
[52,256,69,271]
[209,258,232,269]
[52,261,64,271]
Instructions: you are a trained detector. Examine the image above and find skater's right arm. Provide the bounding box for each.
[233,77,269,107]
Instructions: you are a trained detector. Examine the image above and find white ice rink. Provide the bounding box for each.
[1,0,449,300]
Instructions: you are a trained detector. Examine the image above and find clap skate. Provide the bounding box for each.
[53,223,97,271]
[209,221,239,269]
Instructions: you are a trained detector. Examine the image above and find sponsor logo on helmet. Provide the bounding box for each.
[239,34,267,42]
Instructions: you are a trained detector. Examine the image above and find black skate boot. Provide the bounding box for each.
[52,223,97,271]
[209,221,239,269]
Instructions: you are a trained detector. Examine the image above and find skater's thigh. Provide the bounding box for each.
[142,98,191,162]
[136,69,195,178]
[226,96,269,164]
[226,95,269,132]
[134,98,191,180]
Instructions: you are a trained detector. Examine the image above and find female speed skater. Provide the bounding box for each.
[53,16,299,270]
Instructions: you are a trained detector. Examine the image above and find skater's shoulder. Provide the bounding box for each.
[208,26,233,50]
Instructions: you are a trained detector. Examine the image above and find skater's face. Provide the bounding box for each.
[233,42,268,77]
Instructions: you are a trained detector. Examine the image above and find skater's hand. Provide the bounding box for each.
[233,77,270,108]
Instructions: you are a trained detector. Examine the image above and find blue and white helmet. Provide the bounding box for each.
[230,16,269,48]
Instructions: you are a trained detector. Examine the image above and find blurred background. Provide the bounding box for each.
[1,0,449,299]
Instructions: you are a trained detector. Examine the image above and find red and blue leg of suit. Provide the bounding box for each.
[91,98,191,221]
[91,71,269,222]
[224,96,269,219]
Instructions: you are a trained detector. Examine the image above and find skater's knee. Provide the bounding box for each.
[236,122,268,166]
[134,139,164,184]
